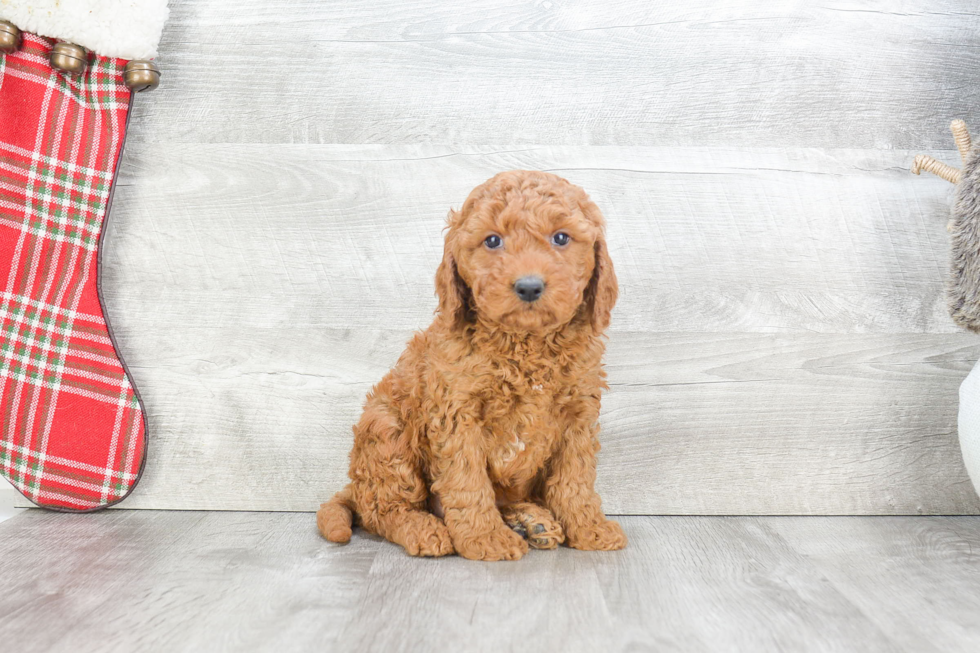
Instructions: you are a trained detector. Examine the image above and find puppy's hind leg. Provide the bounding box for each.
[501,502,565,550]
[347,401,454,557]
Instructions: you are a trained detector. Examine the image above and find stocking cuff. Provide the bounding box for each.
[1,0,169,60]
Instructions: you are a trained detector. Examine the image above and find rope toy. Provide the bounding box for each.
[912,120,972,185]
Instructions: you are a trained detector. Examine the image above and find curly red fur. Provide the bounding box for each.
[317,170,626,560]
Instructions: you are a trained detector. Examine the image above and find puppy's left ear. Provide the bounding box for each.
[578,198,618,332]
[586,235,618,332]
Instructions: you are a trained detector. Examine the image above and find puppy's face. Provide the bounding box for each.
[437,171,617,334]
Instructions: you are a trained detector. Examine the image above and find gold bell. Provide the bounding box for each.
[123,60,160,92]
[0,20,21,54]
[50,42,88,74]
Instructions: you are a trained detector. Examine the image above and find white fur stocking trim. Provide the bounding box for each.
[0,0,169,60]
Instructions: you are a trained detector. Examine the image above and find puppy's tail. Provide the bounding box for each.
[317,486,355,543]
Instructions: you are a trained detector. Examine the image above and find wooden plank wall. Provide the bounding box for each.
[42,1,980,513]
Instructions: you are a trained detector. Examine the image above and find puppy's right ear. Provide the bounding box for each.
[435,212,471,329]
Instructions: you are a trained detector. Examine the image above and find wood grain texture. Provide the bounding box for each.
[129,0,980,149]
[104,145,958,334]
[776,517,980,652]
[32,328,974,514]
[53,143,979,514]
[4,511,980,651]
[56,0,980,514]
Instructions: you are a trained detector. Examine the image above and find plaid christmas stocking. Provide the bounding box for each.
[0,1,167,511]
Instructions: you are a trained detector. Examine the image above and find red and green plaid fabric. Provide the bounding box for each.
[0,33,146,511]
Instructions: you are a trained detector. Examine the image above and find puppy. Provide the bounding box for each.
[318,170,625,560]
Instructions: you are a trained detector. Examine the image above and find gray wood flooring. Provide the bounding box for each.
[2,510,980,652]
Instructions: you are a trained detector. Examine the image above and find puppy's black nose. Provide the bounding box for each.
[514,276,545,303]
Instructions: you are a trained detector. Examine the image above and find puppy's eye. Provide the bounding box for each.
[551,232,571,247]
[484,234,503,250]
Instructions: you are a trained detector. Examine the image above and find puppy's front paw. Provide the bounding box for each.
[401,515,455,557]
[566,519,627,551]
[452,523,529,561]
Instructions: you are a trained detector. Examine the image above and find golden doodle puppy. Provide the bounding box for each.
[318,170,626,560]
